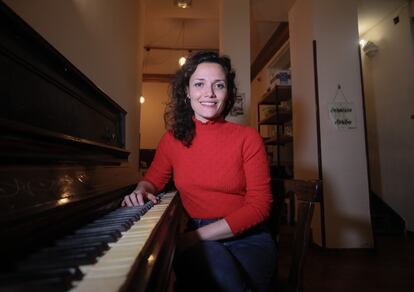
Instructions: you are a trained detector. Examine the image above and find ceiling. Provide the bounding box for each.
[143,0,407,77]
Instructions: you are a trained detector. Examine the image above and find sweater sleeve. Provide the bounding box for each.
[224,128,272,234]
[143,132,173,193]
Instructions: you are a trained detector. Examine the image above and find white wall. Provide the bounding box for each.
[5,0,144,170]
[220,0,251,126]
[140,82,170,149]
[290,0,373,248]
[289,0,324,244]
[361,3,414,231]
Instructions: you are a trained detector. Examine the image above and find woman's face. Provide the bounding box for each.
[187,62,228,123]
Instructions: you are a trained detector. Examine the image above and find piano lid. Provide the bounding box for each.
[0,2,128,160]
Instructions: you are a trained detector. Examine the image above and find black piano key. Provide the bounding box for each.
[0,266,83,281]
[55,238,113,248]
[30,246,104,260]
[41,241,110,253]
[0,267,81,291]
[104,207,143,215]
[18,257,97,270]
[71,229,122,241]
[25,252,97,264]
[99,210,140,217]
[84,219,133,228]
[100,214,139,221]
[101,212,141,220]
[56,234,117,246]
[90,217,136,224]
[73,226,124,238]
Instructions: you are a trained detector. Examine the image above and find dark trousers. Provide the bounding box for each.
[174,218,277,292]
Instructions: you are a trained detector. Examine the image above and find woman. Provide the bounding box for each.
[122,51,276,292]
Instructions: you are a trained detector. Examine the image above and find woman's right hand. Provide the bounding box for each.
[121,188,158,207]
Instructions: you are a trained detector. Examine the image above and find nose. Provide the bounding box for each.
[203,83,216,97]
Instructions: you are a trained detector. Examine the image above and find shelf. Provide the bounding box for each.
[255,40,292,179]
[263,135,293,145]
[258,85,291,105]
[259,111,292,125]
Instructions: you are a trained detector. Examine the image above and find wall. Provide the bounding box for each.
[220,0,251,126]
[4,0,144,170]
[140,82,170,149]
[290,0,373,248]
[289,0,323,244]
[361,3,414,231]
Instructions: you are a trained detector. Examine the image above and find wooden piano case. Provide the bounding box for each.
[0,3,182,291]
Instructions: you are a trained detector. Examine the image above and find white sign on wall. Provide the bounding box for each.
[328,85,356,130]
[329,102,356,129]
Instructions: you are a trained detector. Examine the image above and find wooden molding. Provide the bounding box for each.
[143,73,174,83]
[144,46,218,52]
[251,22,289,81]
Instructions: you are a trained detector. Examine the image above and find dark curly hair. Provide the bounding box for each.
[164,51,237,147]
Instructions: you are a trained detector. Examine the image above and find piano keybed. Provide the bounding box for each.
[0,191,177,292]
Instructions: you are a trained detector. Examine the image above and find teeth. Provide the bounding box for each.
[201,102,216,105]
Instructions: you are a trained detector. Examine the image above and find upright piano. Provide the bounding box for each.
[0,3,182,291]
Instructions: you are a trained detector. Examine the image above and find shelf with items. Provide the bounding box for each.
[253,39,293,179]
[259,85,292,105]
[257,84,293,178]
[258,85,293,145]
[259,110,292,125]
[263,134,293,146]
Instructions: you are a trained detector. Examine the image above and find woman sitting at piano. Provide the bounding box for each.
[122,51,276,292]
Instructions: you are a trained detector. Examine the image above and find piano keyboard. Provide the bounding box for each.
[0,191,177,292]
[71,191,177,291]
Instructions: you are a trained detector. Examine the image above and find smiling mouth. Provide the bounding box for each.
[200,101,217,106]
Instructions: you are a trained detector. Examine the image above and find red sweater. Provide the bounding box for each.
[144,118,272,234]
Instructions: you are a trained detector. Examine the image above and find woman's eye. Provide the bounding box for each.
[214,82,226,90]
[194,82,204,88]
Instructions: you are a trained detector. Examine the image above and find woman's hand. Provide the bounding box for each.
[121,188,158,206]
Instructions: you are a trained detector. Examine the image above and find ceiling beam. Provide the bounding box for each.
[144,46,218,52]
[251,22,289,81]
[143,73,174,83]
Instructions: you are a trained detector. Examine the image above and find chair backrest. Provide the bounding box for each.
[284,179,322,292]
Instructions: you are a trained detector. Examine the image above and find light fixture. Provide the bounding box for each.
[140,96,145,104]
[178,20,187,66]
[178,56,186,66]
[175,0,192,9]
[360,40,378,57]
[359,39,367,47]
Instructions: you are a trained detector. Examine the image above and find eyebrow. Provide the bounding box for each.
[192,78,226,83]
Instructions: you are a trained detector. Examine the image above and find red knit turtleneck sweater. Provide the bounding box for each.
[144,118,272,234]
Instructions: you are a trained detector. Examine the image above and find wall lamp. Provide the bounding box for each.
[360,39,379,57]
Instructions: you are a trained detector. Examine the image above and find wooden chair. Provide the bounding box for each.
[275,179,322,292]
